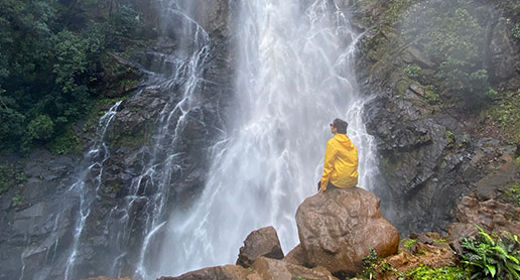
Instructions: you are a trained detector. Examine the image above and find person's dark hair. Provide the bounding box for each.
[332,118,348,134]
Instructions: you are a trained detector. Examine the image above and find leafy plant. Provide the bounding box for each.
[361,248,381,279]
[461,226,520,279]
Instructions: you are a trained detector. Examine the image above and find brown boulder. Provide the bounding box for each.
[237,226,284,268]
[448,195,520,254]
[296,187,399,275]
[252,257,338,280]
[158,265,256,280]
[283,244,307,266]
[82,277,131,280]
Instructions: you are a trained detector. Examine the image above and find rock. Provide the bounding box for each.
[403,47,434,68]
[474,154,519,199]
[236,226,284,268]
[295,187,399,276]
[448,195,520,254]
[158,265,255,280]
[252,257,338,280]
[283,244,307,266]
[489,18,519,81]
[378,243,456,279]
[81,277,131,280]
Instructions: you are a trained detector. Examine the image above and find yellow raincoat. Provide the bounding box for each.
[320,134,358,190]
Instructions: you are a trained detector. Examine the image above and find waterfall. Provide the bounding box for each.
[63,101,122,280]
[155,0,378,277]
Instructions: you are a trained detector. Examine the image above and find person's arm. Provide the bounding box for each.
[320,140,336,191]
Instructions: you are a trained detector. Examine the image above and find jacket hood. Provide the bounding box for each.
[334,134,354,148]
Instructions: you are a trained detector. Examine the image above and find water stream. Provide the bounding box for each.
[155,0,378,277]
[63,101,122,280]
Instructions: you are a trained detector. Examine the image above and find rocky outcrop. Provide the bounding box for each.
[351,0,520,237]
[295,187,399,276]
[236,226,284,268]
[448,195,520,254]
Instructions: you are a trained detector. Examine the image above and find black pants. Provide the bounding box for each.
[317,181,339,192]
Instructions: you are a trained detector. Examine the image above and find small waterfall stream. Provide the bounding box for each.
[155,0,378,277]
[63,101,122,280]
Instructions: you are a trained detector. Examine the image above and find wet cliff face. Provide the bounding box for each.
[0,1,234,279]
[351,0,520,234]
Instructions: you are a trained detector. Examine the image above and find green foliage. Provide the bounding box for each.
[461,226,520,280]
[11,192,23,207]
[406,265,468,280]
[488,90,520,140]
[402,1,489,104]
[0,164,26,195]
[48,126,81,155]
[446,130,456,147]
[424,86,441,105]
[404,65,423,80]
[504,184,520,207]
[361,248,381,279]
[486,88,498,100]
[512,24,520,40]
[403,238,417,251]
[0,0,146,153]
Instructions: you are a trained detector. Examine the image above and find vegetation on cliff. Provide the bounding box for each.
[0,0,150,153]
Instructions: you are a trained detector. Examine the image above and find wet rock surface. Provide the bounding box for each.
[448,195,520,254]
[295,187,399,276]
[351,0,520,236]
[236,226,284,268]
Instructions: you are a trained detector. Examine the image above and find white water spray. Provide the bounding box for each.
[156,0,378,277]
[63,101,122,280]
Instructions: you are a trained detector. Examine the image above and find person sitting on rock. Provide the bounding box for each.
[318,118,359,192]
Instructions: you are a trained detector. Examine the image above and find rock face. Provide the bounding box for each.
[295,187,399,276]
[448,195,520,253]
[350,0,520,236]
[236,226,284,268]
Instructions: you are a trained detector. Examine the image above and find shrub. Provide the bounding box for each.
[26,114,54,142]
[461,226,520,279]
[402,1,489,103]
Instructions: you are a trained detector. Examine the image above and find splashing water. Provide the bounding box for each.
[155,0,379,277]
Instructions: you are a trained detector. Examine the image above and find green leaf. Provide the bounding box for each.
[486,265,496,277]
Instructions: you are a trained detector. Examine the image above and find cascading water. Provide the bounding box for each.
[156,0,379,277]
[62,101,122,280]
[104,1,212,279]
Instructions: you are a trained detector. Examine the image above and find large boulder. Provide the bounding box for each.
[296,187,399,276]
[252,257,338,280]
[236,226,284,267]
[158,265,256,280]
